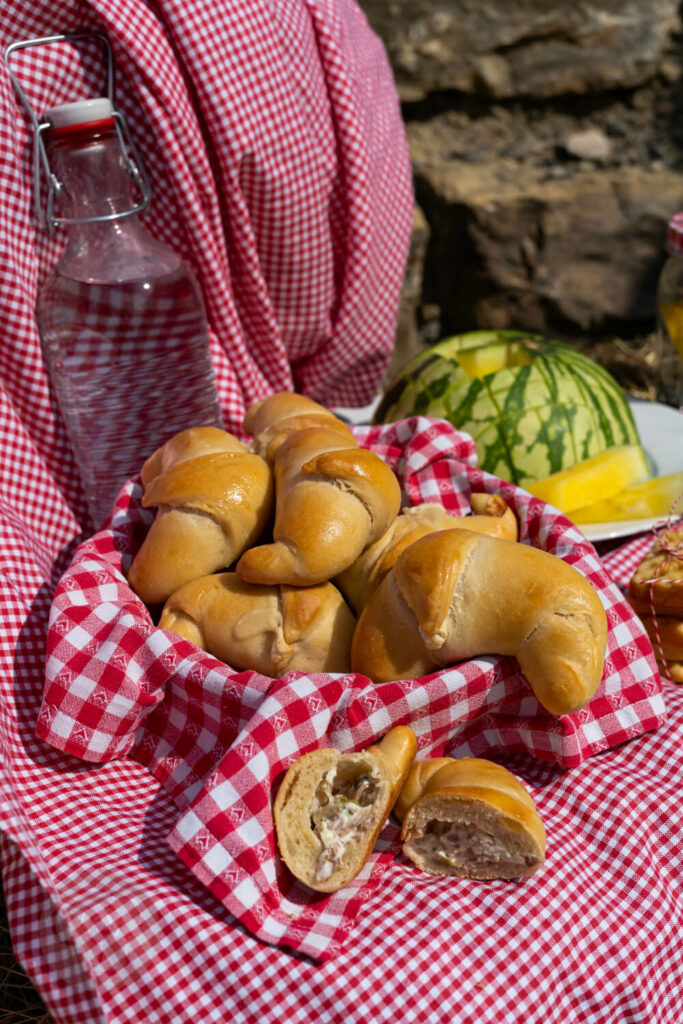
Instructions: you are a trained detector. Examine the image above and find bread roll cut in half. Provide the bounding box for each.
[351,528,607,716]
[244,391,355,462]
[128,427,274,606]
[273,726,417,892]
[158,572,355,676]
[396,757,546,880]
[236,425,401,587]
[336,495,518,614]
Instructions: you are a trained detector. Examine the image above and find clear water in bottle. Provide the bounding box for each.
[38,259,221,527]
[34,97,222,529]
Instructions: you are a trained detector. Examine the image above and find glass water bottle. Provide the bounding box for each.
[36,97,222,529]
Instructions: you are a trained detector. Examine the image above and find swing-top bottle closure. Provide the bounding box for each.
[44,97,116,137]
[4,32,151,235]
[40,97,152,232]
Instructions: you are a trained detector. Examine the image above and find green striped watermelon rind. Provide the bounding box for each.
[374,330,640,486]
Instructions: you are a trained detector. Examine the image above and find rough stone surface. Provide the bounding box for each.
[563,128,612,162]
[408,115,683,337]
[360,0,681,102]
[367,1,683,399]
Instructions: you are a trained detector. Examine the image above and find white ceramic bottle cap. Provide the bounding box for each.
[44,97,113,129]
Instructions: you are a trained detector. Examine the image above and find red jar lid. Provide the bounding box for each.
[667,212,683,257]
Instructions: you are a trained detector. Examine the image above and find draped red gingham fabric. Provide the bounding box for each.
[0,0,413,529]
[2,1,683,1022]
[37,417,667,962]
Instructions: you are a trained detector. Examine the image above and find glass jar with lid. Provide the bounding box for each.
[655,212,683,410]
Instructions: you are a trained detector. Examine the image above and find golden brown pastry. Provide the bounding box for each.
[655,657,683,683]
[159,572,355,676]
[244,391,355,461]
[627,530,683,682]
[351,528,607,716]
[140,425,246,489]
[273,726,417,892]
[335,495,518,614]
[395,757,546,880]
[128,430,274,606]
[628,527,683,616]
[469,492,519,537]
[236,426,402,586]
[639,614,683,661]
[394,757,455,822]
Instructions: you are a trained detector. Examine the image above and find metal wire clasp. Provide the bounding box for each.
[3,30,151,235]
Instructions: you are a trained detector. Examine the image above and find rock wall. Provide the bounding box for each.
[365,0,683,394]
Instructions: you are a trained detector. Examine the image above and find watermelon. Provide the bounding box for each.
[374,330,640,486]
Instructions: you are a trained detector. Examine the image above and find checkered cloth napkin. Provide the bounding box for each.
[38,417,666,960]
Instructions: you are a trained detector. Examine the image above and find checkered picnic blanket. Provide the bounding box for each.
[37,417,665,962]
[2,1,683,1022]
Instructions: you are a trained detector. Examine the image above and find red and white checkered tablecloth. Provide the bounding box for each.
[599,532,658,589]
[2,0,683,1022]
[35,415,666,965]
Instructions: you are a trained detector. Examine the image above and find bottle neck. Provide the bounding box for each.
[43,121,181,282]
[47,124,138,224]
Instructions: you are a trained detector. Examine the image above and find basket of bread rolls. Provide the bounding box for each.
[126,392,607,718]
[116,391,620,893]
[40,391,666,919]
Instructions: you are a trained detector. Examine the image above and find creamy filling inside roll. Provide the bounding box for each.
[413,819,538,873]
[310,765,381,881]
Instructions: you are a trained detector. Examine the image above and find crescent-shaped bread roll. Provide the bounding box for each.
[273,726,417,892]
[128,432,274,606]
[351,528,607,716]
[336,495,518,614]
[396,757,546,879]
[245,392,355,461]
[235,426,402,586]
[158,572,355,675]
[140,426,246,489]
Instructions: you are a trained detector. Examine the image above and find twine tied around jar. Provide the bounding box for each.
[644,493,683,683]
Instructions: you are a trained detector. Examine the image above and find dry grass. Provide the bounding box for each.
[572,332,663,403]
[0,887,53,1024]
